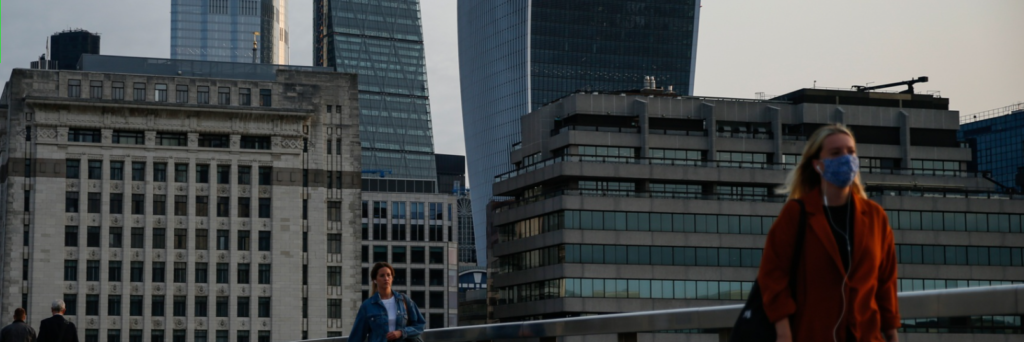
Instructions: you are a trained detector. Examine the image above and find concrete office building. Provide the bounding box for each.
[458,0,702,264]
[171,0,290,64]
[0,55,361,342]
[959,102,1024,193]
[489,87,1024,337]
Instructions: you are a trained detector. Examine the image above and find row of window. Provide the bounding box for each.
[67,79,271,107]
[63,260,271,284]
[362,223,450,242]
[498,210,776,242]
[64,227,271,251]
[900,316,1023,334]
[361,245,446,265]
[499,244,763,274]
[363,201,449,220]
[66,129,271,150]
[66,159,272,184]
[350,266,446,288]
[81,328,271,342]
[65,193,271,218]
[897,245,1024,266]
[60,293,270,318]
[889,210,1024,233]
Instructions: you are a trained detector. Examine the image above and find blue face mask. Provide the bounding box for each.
[820,154,859,188]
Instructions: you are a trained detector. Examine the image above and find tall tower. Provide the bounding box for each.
[315,0,438,192]
[49,29,101,70]
[171,0,289,64]
[457,0,702,264]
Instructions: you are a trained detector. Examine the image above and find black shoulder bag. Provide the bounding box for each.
[729,199,806,342]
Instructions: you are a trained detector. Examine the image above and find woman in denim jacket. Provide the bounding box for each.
[350,262,426,341]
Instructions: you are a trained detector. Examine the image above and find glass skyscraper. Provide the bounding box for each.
[171,0,289,64]
[315,0,438,191]
[457,0,701,263]
[960,103,1024,192]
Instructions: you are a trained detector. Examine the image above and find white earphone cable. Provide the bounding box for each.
[823,186,853,342]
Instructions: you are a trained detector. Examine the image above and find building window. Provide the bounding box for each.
[108,295,122,316]
[109,227,123,247]
[88,160,102,179]
[238,231,250,251]
[196,196,209,217]
[216,165,230,184]
[133,83,146,101]
[327,234,342,254]
[66,160,80,178]
[176,85,189,103]
[130,261,143,282]
[198,86,210,104]
[175,196,187,216]
[153,262,166,282]
[68,128,101,143]
[154,163,167,182]
[152,296,165,316]
[238,197,251,218]
[258,231,271,251]
[131,228,143,248]
[152,330,165,342]
[173,330,186,342]
[194,296,208,317]
[240,136,271,150]
[174,229,187,249]
[218,87,230,105]
[196,263,208,283]
[196,164,210,183]
[411,247,425,264]
[326,201,342,222]
[155,83,168,102]
[90,80,103,98]
[259,89,271,107]
[238,166,251,185]
[153,228,166,249]
[327,299,342,319]
[113,131,144,145]
[238,263,250,284]
[216,297,229,317]
[239,88,251,106]
[258,264,271,284]
[129,330,143,342]
[258,198,270,218]
[173,296,186,316]
[237,297,250,317]
[158,133,187,147]
[86,226,101,247]
[392,246,406,263]
[237,331,250,342]
[174,164,188,183]
[112,82,125,100]
[216,263,229,284]
[68,79,82,97]
[174,262,187,283]
[110,161,125,180]
[131,162,145,181]
[86,260,100,281]
[258,167,271,185]
[85,295,99,316]
[64,260,78,281]
[195,331,207,342]
[66,192,79,213]
[217,230,229,250]
[258,297,270,317]
[108,261,122,282]
[65,226,78,247]
[153,195,167,216]
[196,229,209,250]
[199,134,229,148]
[327,266,342,286]
[217,197,229,217]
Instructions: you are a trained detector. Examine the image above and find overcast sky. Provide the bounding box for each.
[3,0,1022,161]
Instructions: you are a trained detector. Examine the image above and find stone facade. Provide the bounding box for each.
[1,64,361,341]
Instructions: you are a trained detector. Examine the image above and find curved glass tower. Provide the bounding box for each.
[458,0,701,264]
[171,0,289,64]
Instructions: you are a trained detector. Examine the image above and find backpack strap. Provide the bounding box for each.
[789,199,807,299]
[400,293,411,326]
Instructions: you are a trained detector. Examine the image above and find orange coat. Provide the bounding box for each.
[757,188,900,341]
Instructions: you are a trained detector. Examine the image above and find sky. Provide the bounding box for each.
[2,0,1022,164]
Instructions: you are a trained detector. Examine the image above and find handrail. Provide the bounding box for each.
[294,284,1024,342]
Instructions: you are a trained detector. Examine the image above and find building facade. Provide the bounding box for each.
[457,0,702,264]
[49,29,101,70]
[315,0,438,189]
[359,192,459,329]
[959,102,1024,193]
[1,56,360,342]
[489,89,1024,337]
[171,0,289,64]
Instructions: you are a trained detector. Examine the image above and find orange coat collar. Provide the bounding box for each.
[800,187,871,274]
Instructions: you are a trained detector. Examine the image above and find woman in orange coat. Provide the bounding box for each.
[758,124,900,342]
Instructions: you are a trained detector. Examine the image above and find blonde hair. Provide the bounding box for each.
[369,262,395,297]
[776,123,867,200]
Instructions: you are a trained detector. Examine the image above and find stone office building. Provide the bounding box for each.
[489,88,1024,337]
[0,55,362,342]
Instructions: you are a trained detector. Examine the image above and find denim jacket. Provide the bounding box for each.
[349,292,426,342]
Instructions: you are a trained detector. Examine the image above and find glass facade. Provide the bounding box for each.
[959,110,1024,192]
[458,0,701,263]
[316,0,438,184]
[171,0,289,64]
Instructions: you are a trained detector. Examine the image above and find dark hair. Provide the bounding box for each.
[369,262,395,297]
[14,307,26,320]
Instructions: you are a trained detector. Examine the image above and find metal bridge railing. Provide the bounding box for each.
[298,284,1024,342]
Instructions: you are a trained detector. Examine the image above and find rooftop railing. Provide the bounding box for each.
[296,284,1024,342]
